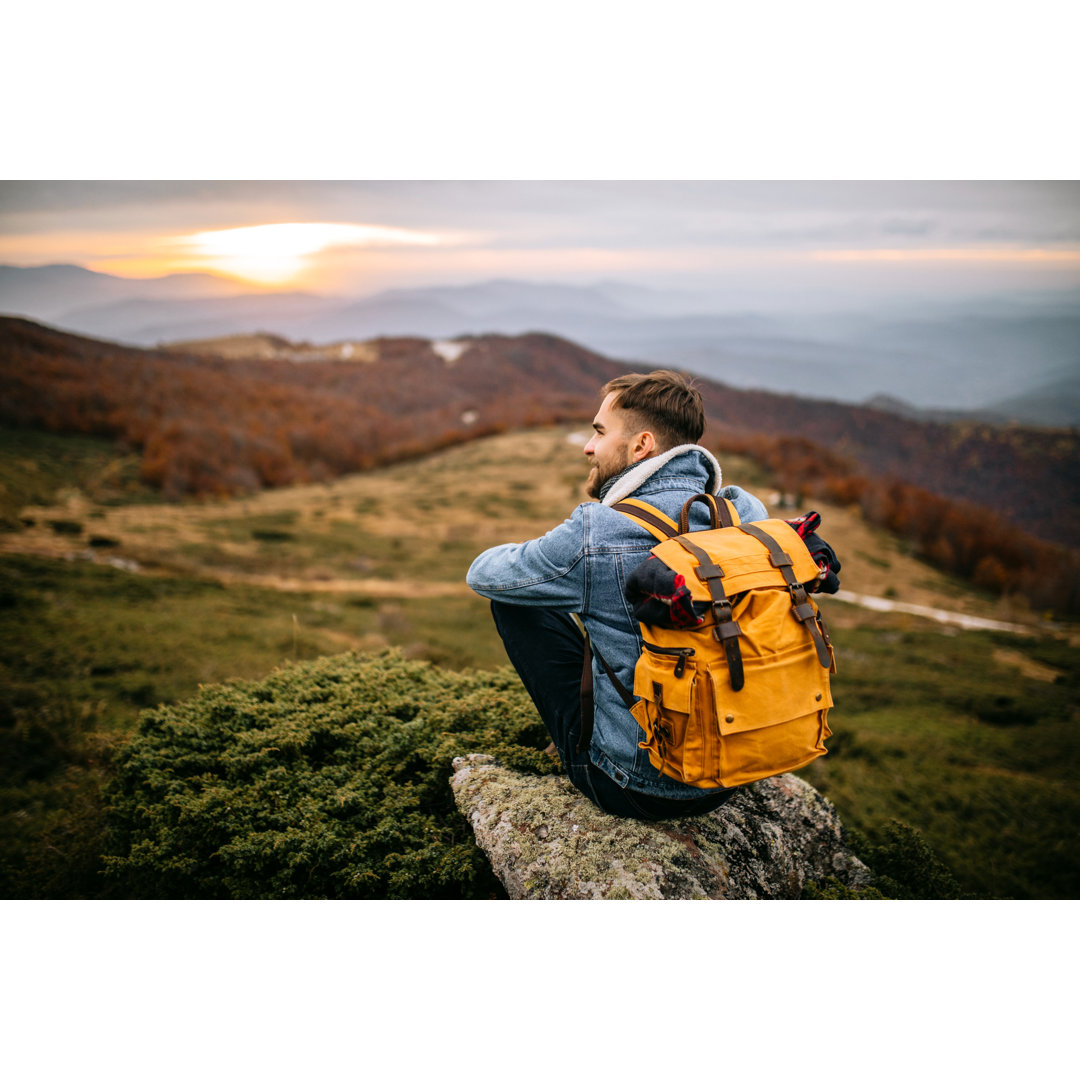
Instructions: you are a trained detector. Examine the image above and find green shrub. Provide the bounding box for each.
[101,651,558,899]
[801,878,888,900]
[857,821,974,898]
[49,519,84,535]
[802,821,975,900]
[970,693,1042,727]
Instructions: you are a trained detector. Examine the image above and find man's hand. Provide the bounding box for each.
[784,511,842,594]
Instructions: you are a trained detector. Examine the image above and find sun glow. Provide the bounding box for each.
[171,222,441,285]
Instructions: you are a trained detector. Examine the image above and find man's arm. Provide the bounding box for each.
[466,505,589,611]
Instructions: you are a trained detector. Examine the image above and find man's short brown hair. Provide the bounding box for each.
[603,370,705,450]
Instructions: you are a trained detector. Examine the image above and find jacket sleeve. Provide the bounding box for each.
[466,505,588,611]
[720,484,769,524]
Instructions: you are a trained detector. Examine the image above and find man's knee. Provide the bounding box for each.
[488,601,585,693]
[490,600,577,646]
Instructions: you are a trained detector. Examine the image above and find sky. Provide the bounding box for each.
[2,180,1078,309]
[4,3,1079,316]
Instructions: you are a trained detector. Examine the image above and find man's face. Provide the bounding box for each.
[584,392,637,499]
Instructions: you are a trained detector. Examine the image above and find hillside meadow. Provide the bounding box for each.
[1,422,1077,898]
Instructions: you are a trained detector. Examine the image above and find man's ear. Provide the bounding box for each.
[630,430,656,461]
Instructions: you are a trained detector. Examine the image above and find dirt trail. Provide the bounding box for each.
[827,590,1034,635]
[207,570,470,597]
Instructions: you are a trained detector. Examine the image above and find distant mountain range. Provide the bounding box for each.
[2,264,1077,426]
[3,314,1077,551]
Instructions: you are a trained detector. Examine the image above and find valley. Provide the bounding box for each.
[1,423,1077,899]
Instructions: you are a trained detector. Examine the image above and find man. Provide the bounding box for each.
[467,369,774,821]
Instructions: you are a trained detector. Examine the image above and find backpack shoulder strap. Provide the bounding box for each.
[612,498,679,542]
[577,623,636,752]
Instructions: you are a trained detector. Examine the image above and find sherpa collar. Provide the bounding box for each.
[600,444,723,507]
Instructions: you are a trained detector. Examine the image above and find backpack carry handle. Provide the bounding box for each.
[678,493,734,534]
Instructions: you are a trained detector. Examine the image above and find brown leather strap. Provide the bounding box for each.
[677,493,736,533]
[612,500,678,540]
[677,493,714,533]
[594,640,637,711]
[673,532,711,566]
[578,637,595,753]
[578,632,637,753]
[714,497,735,529]
[674,534,745,691]
[737,522,832,670]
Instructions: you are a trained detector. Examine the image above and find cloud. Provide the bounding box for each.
[5,180,1078,252]
[881,218,936,237]
[2,181,1079,300]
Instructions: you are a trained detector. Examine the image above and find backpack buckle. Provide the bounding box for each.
[788,583,816,623]
[696,563,724,582]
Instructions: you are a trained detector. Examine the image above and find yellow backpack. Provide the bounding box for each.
[597,493,836,789]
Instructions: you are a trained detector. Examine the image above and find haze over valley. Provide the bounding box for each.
[2,264,1078,427]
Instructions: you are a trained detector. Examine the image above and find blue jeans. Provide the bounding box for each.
[489,601,736,822]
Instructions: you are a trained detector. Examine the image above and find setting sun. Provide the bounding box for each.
[172,222,441,285]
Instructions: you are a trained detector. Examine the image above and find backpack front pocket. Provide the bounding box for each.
[630,645,718,786]
[708,638,832,786]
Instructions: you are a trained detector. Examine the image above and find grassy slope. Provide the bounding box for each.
[1,423,1077,898]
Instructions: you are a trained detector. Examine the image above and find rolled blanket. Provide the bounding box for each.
[624,555,705,628]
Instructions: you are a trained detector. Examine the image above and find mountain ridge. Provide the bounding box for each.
[3,266,1076,425]
[0,262,261,320]
[1,314,1076,550]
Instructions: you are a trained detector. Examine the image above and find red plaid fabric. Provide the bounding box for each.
[625,555,705,628]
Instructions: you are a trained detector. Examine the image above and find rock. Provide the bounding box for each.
[450,754,872,899]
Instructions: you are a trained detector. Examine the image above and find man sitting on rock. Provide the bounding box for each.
[467,370,783,821]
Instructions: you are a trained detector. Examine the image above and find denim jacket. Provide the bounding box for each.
[466,447,769,798]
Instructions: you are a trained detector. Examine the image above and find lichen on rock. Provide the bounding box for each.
[450,754,872,900]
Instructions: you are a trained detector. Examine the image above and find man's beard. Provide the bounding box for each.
[585,448,633,499]
[585,464,605,499]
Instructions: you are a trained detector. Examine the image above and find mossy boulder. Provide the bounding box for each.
[450,754,873,899]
